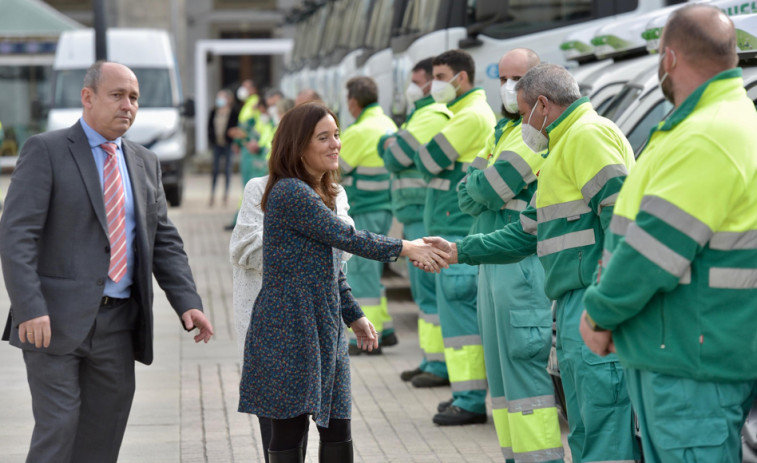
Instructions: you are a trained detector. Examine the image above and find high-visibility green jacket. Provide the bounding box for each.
[457,98,634,300]
[238,94,260,124]
[378,96,451,224]
[257,119,276,159]
[458,116,544,234]
[339,104,398,216]
[584,69,757,381]
[413,88,495,236]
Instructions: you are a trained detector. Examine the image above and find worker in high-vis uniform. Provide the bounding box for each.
[424,64,639,459]
[226,80,263,230]
[458,49,563,462]
[412,49,495,426]
[339,76,398,355]
[581,6,757,462]
[378,57,452,387]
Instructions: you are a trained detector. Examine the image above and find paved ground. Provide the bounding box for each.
[0,172,570,462]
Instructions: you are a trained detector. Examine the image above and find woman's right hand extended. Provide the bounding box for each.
[400,239,450,273]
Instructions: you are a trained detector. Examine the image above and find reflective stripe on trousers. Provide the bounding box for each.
[435,252,487,413]
[478,261,563,462]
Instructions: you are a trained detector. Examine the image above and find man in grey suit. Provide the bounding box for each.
[0,61,214,463]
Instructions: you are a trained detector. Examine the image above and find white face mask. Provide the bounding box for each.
[501,79,519,114]
[237,86,250,101]
[405,82,426,106]
[521,101,549,153]
[430,72,460,104]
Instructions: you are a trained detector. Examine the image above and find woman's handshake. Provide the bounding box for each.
[401,237,459,272]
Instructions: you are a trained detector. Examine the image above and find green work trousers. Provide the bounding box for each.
[436,234,486,415]
[625,367,757,463]
[555,287,640,462]
[478,258,564,462]
[404,220,446,378]
[347,211,393,342]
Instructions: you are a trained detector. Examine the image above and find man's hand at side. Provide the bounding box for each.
[19,315,51,348]
[182,309,214,343]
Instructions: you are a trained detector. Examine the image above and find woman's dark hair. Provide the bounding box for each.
[261,102,341,211]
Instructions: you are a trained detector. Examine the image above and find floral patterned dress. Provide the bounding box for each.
[238,178,401,427]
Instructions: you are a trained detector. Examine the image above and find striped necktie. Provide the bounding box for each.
[101,142,127,283]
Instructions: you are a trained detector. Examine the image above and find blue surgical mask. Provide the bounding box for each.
[215,97,226,108]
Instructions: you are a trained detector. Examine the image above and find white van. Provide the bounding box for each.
[47,28,191,206]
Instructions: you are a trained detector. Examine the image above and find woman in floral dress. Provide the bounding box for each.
[238,102,447,463]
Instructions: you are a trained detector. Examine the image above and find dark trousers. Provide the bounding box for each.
[22,299,137,463]
[269,414,350,451]
[211,144,233,197]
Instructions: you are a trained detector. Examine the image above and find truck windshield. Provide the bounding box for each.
[475,0,638,39]
[399,0,441,36]
[365,0,396,50]
[346,0,373,49]
[53,68,174,109]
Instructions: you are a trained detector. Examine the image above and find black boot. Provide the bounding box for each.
[268,447,304,463]
[319,440,353,463]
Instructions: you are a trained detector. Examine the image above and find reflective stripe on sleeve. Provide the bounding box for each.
[521,214,537,235]
[496,150,537,184]
[339,157,354,174]
[419,145,444,174]
[484,167,516,203]
[341,177,354,187]
[471,156,488,169]
[602,249,612,267]
[397,129,421,151]
[537,229,596,256]
[580,163,628,202]
[434,133,459,163]
[502,199,528,212]
[598,192,619,214]
[639,195,712,246]
[624,222,690,277]
[605,246,691,284]
[609,215,632,236]
[389,141,414,167]
[709,230,757,250]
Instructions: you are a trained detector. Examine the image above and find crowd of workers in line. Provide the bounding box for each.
[1,4,753,463]
[228,4,757,463]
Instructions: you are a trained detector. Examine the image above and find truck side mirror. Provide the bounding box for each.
[182,98,195,118]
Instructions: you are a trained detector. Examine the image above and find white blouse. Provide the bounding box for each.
[229,176,355,355]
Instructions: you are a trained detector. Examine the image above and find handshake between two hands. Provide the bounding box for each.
[402,237,458,273]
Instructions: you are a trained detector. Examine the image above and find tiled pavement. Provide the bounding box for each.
[0,172,570,462]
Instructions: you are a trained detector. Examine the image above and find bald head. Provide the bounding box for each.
[662,4,737,71]
[499,48,540,84]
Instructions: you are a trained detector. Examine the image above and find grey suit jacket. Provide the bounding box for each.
[0,121,202,365]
